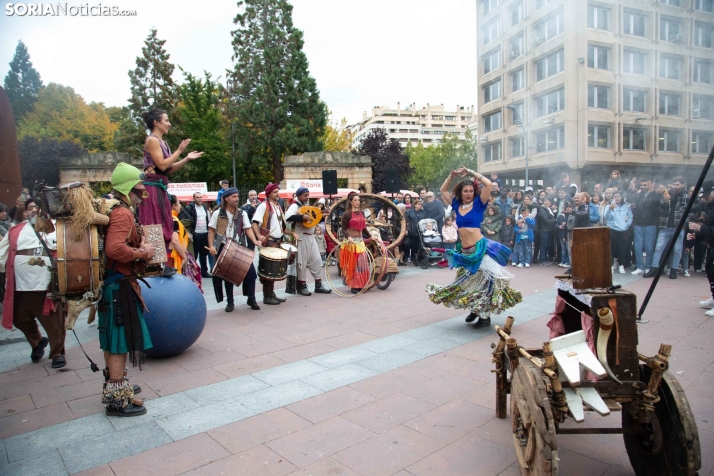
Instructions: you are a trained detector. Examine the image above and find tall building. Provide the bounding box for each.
[351,103,478,149]
[476,0,714,189]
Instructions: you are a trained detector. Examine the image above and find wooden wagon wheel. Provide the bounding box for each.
[622,364,701,476]
[325,193,406,252]
[511,359,559,476]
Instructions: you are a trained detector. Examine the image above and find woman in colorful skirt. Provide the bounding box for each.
[340,192,371,294]
[426,166,522,327]
[139,109,203,273]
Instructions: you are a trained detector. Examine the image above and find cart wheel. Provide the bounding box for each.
[376,272,395,290]
[511,359,558,476]
[622,364,701,476]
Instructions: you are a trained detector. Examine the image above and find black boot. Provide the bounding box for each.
[669,268,677,279]
[264,294,280,305]
[103,379,146,417]
[297,282,312,296]
[225,302,235,312]
[285,275,297,294]
[247,298,260,310]
[465,312,478,323]
[31,337,49,363]
[643,267,658,278]
[272,293,286,303]
[162,265,177,277]
[473,316,492,328]
[314,280,332,294]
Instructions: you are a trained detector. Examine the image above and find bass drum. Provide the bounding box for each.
[56,220,102,297]
[212,239,255,286]
[258,247,289,281]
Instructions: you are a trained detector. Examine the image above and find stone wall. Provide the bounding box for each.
[59,152,142,185]
[283,152,373,192]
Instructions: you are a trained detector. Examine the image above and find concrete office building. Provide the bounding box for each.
[476,0,714,189]
[351,103,478,149]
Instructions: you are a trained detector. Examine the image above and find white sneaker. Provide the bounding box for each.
[612,264,617,274]
[631,268,644,275]
[696,269,702,273]
[684,270,690,277]
[706,308,714,317]
[511,262,517,266]
[700,299,714,308]
[517,264,524,268]
[525,263,530,268]
[618,265,625,274]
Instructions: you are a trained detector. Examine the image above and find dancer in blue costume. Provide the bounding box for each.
[426,166,523,327]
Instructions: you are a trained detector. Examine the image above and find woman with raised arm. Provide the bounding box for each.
[426,166,522,327]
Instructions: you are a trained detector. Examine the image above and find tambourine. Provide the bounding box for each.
[298,205,322,228]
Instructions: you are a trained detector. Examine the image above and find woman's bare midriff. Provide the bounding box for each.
[458,227,483,249]
[345,228,361,238]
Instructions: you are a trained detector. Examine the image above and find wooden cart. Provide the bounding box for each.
[492,280,701,476]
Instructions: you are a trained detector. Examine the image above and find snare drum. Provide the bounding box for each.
[212,239,255,286]
[56,220,102,297]
[280,243,297,264]
[258,247,289,281]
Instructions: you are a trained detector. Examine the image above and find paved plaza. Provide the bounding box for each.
[0,263,713,476]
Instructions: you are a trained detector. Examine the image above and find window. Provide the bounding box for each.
[660,55,681,79]
[484,80,502,103]
[623,89,646,112]
[510,33,524,56]
[512,136,525,157]
[536,127,565,152]
[623,11,646,37]
[659,93,680,115]
[695,23,714,48]
[696,0,714,12]
[483,142,502,162]
[536,49,564,81]
[484,0,499,15]
[693,95,713,119]
[661,0,681,6]
[694,60,712,84]
[484,111,502,132]
[535,0,551,10]
[510,102,525,124]
[692,132,711,154]
[536,88,565,116]
[511,68,525,91]
[462,116,472,121]
[588,125,611,148]
[588,5,610,30]
[658,130,679,152]
[588,45,610,70]
[484,16,501,44]
[660,19,682,42]
[511,1,524,26]
[445,116,456,121]
[623,128,646,150]
[623,50,646,74]
[484,48,501,74]
[588,85,610,109]
[534,9,564,41]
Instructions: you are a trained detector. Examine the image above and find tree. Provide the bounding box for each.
[116,28,180,156]
[322,111,353,152]
[229,0,327,183]
[356,128,413,193]
[406,130,477,191]
[17,83,117,152]
[3,40,44,123]
[18,136,86,187]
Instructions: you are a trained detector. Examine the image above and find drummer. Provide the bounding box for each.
[207,187,261,312]
[285,187,332,296]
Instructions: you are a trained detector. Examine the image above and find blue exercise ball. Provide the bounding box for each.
[139,274,206,358]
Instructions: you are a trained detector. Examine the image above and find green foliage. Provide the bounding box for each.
[229,0,327,183]
[356,128,413,193]
[3,40,44,123]
[18,136,87,187]
[406,130,477,191]
[17,83,117,152]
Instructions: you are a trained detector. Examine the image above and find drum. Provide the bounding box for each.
[258,247,289,281]
[280,243,297,264]
[212,239,255,286]
[56,219,102,297]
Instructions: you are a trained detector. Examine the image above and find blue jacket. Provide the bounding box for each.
[515,216,535,243]
[605,204,633,232]
[216,188,226,205]
[588,203,600,225]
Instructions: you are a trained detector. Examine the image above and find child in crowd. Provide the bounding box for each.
[480,205,502,241]
[442,216,458,250]
[515,208,535,268]
[556,204,571,268]
[314,225,327,266]
[501,215,516,265]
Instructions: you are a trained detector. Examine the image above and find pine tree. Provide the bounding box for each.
[357,128,413,193]
[229,0,327,184]
[3,40,44,123]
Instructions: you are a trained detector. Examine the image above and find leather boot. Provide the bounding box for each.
[247,298,260,310]
[263,294,280,305]
[465,312,478,323]
[103,379,146,417]
[314,280,332,294]
[285,275,297,294]
[643,267,658,278]
[297,282,312,296]
[272,293,286,303]
[473,316,492,328]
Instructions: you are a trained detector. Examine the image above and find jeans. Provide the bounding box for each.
[559,238,570,265]
[539,231,552,262]
[651,227,684,269]
[515,240,532,265]
[193,232,210,275]
[633,225,656,270]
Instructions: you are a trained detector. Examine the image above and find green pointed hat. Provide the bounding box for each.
[111,162,144,196]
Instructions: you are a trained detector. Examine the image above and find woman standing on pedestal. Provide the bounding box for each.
[426,167,522,327]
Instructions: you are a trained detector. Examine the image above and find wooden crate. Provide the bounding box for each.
[572,227,612,289]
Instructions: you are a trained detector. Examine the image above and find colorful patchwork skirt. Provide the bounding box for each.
[426,238,522,316]
[340,238,371,289]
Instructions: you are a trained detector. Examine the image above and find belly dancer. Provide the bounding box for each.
[426,167,522,327]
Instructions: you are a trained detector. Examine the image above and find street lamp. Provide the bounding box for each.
[507,103,530,188]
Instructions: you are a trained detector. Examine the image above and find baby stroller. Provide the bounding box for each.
[416,218,445,269]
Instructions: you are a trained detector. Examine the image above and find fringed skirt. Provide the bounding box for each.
[340,238,371,289]
[426,238,522,316]
[138,173,173,249]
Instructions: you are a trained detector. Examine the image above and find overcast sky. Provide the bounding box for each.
[0,0,477,126]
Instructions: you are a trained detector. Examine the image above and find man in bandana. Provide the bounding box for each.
[285,187,332,296]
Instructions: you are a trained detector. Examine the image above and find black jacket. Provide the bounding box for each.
[536,205,556,231]
[573,204,590,228]
[406,208,427,236]
[183,202,210,234]
[626,190,660,227]
[695,200,714,246]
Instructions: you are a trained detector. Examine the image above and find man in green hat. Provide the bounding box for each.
[98,162,156,417]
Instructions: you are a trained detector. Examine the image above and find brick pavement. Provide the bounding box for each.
[0,263,712,475]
